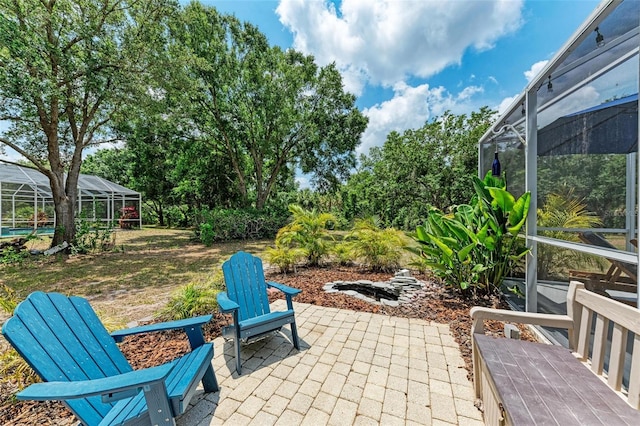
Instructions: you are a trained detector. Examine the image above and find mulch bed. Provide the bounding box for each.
[0,265,534,425]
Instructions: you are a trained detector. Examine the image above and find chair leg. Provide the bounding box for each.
[202,364,219,393]
[290,321,300,350]
[234,337,242,375]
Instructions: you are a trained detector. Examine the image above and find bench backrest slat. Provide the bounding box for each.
[576,304,593,361]
[591,314,609,375]
[629,334,640,409]
[608,323,628,391]
[574,288,640,335]
[569,282,640,409]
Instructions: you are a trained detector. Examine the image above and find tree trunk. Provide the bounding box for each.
[52,195,75,248]
[157,203,165,227]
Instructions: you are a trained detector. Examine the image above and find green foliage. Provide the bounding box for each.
[347,217,409,271]
[538,154,626,229]
[413,172,531,294]
[537,192,604,280]
[0,285,18,315]
[172,3,368,208]
[342,108,495,229]
[157,280,220,321]
[0,247,29,265]
[331,242,354,266]
[197,208,288,242]
[275,204,336,266]
[264,245,306,273]
[71,219,116,255]
[199,223,215,247]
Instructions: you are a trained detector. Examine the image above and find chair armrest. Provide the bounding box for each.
[470,307,574,333]
[17,363,173,401]
[217,292,239,313]
[267,281,302,296]
[111,315,212,343]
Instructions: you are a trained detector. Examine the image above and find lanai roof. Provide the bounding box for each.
[0,163,139,198]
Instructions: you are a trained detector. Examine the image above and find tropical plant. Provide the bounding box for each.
[275,204,336,266]
[347,217,409,271]
[157,280,220,321]
[264,245,306,274]
[331,242,354,266]
[412,172,531,295]
[537,191,604,280]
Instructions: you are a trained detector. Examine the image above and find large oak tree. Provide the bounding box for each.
[173,3,368,209]
[0,0,176,246]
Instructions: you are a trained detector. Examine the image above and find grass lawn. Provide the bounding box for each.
[1,227,271,323]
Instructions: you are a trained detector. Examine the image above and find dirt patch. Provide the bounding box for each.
[0,263,534,425]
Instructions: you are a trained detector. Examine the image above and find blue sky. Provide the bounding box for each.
[0,0,603,165]
[204,0,601,156]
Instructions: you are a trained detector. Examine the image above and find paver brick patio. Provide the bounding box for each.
[177,300,483,425]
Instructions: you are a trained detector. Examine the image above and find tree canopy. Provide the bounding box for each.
[170,3,368,208]
[0,0,177,245]
[342,108,495,230]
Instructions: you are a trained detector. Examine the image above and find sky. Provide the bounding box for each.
[0,0,603,170]
[206,0,602,156]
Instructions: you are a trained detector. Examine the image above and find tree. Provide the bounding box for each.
[342,108,495,229]
[173,3,368,209]
[0,0,176,247]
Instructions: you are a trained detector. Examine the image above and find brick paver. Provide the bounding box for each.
[177,300,481,425]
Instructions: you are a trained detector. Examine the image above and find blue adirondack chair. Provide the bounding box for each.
[217,251,302,374]
[2,291,219,426]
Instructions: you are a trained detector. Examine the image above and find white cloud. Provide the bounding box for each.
[524,60,548,83]
[496,94,519,116]
[358,82,483,154]
[276,0,524,95]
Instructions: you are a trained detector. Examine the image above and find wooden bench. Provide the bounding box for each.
[471,281,640,425]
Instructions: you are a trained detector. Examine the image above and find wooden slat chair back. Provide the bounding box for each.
[218,251,302,374]
[2,292,219,426]
[223,251,272,322]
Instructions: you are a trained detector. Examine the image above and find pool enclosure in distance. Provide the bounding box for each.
[478,0,639,313]
[0,163,142,237]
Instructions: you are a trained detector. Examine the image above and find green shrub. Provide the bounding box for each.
[412,172,530,295]
[71,217,116,254]
[196,208,288,242]
[346,217,408,271]
[157,280,220,321]
[199,223,215,246]
[0,247,29,265]
[275,204,336,266]
[264,245,306,273]
[331,241,354,266]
